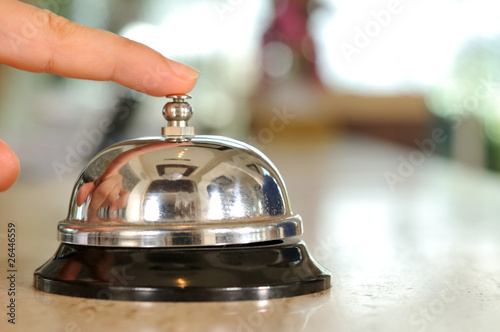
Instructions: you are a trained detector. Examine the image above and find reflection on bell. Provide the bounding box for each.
[34,94,331,302]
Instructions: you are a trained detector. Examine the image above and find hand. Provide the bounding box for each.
[75,141,192,221]
[0,0,200,192]
[77,173,130,220]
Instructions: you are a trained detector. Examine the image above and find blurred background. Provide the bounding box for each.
[2,2,500,328]
[1,0,500,183]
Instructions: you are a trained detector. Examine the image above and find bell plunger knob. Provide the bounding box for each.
[161,94,195,138]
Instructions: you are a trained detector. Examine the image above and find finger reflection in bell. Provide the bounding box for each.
[76,141,193,222]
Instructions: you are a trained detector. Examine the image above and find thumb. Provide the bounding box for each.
[0,139,20,192]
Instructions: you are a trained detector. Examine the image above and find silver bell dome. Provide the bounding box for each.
[58,95,302,247]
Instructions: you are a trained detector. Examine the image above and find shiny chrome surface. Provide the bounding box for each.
[161,94,195,138]
[59,135,303,247]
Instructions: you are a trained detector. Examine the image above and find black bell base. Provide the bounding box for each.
[34,239,331,302]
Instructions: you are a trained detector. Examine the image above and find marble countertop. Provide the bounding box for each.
[2,132,500,332]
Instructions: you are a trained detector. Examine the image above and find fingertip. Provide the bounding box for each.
[76,182,95,206]
[133,57,200,97]
[137,76,199,97]
[0,139,20,192]
[167,60,200,82]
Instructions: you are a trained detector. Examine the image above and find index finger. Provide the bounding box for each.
[0,0,199,96]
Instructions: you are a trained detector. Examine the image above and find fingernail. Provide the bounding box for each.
[168,60,200,81]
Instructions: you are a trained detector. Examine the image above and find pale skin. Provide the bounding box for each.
[0,0,200,191]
